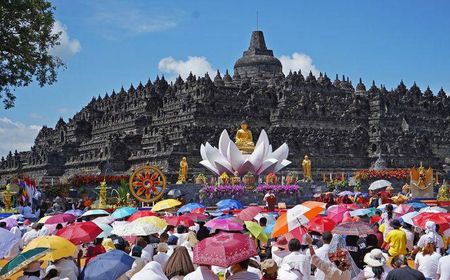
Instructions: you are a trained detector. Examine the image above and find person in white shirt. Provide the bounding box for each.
[22,223,40,247]
[414,237,441,280]
[5,224,23,259]
[281,238,311,280]
[21,203,35,219]
[417,221,444,253]
[153,243,170,269]
[400,223,414,252]
[436,254,450,280]
[17,261,43,280]
[53,257,79,280]
[356,248,390,280]
[226,259,259,280]
[271,236,291,266]
[184,265,219,280]
[311,231,332,280]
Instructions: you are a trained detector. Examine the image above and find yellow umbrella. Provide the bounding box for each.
[152,199,182,212]
[23,236,77,261]
[133,216,167,230]
[37,216,52,224]
[244,221,269,243]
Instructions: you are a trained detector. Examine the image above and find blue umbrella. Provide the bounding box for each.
[111,207,137,219]
[216,199,243,210]
[338,191,354,196]
[81,250,134,280]
[177,203,205,214]
[264,222,275,234]
[65,209,84,217]
[349,208,376,217]
[406,201,428,210]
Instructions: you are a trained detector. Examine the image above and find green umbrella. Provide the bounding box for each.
[244,221,269,243]
[0,247,50,279]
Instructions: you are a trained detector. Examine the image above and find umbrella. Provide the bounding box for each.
[167,189,183,198]
[406,201,428,210]
[254,213,277,225]
[0,228,19,258]
[45,213,76,225]
[37,216,52,224]
[350,208,376,217]
[23,236,77,261]
[164,216,195,227]
[177,203,205,214]
[193,232,257,267]
[132,216,167,229]
[65,209,84,217]
[419,206,448,213]
[93,215,116,225]
[56,222,102,245]
[111,207,138,219]
[0,247,50,279]
[272,201,326,237]
[326,205,350,223]
[152,199,182,212]
[112,221,161,236]
[181,213,209,222]
[81,209,110,217]
[205,218,244,231]
[306,216,336,233]
[96,223,113,239]
[377,203,398,211]
[338,191,354,196]
[412,213,450,231]
[0,216,18,230]
[369,180,392,190]
[82,249,135,280]
[399,211,419,226]
[216,199,243,210]
[393,204,414,216]
[237,206,264,221]
[332,222,374,236]
[244,221,269,242]
[127,210,156,222]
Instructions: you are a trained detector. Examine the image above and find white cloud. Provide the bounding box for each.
[278,52,320,77]
[29,112,45,120]
[50,20,81,59]
[0,118,41,157]
[158,56,215,80]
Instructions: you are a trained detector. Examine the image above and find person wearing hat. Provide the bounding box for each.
[383,219,407,257]
[271,236,290,266]
[416,221,445,254]
[42,265,61,280]
[260,259,278,280]
[17,261,43,280]
[356,248,390,280]
[153,242,170,269]
[414,236,441,280]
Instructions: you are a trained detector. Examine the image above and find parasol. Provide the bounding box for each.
[244,221,269,243]
[205,218,244,232]
[111,207,138,219]
[56,222,103,245]
[306,216,336,233]
[332,221,374,236]
[45,213,76,225]
[216,199,243,210]
[23,236,77,261]
[369,180,391,190]
[126,210,156,222]
[152,199,182,212]
[393,204,414,216]
[81,249,135,280]
[81,209,110,218]
[164,216,195,227]
[236,206,264,221]
[177,203,205,214]
[0,247,50,279]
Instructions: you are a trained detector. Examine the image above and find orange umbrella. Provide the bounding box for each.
[272,201,325,237]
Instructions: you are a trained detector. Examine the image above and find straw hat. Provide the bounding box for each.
[261,259,278,275]
[157,242,169,252]
[364,249,388,267]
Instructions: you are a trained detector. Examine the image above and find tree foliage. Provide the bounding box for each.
[0,0,63,109]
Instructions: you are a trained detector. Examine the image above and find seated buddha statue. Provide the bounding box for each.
[235,121,255,154]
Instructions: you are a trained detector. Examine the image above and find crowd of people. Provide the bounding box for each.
[1,191,449,280]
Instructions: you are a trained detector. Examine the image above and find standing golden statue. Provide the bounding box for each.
[437,180,449,201]
[302,155,312,181]
[235,121,255,154]
[176,156,189,184]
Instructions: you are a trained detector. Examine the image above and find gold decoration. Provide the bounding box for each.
[218,172,230,185]
[235,120,255,154]
[2,184,15,213]
[302,155,312,181]
[437,180,449,201]
[98,179,108,209]
[129,165,167,203]
[410,163,433,190]
[231,171,241,185]
[176,156,188,184]
[265,172,277,185]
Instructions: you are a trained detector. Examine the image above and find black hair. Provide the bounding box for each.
[45,269,58,279]
[288,238,301,252]
[386,204,393,220]
[322,231,333,243]
[391,255,407,268]
[177,225,187,234]
[94,238,103,245]
[366,234,378,247]
[0,222,6,228]
[259,217,267,227]
[237,259,250,270]
[24,271,40,277]
[56,223,63,230]
[372,266,384,279]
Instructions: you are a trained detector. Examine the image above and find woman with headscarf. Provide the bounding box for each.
[164,246,195,279]
[416,221,445,254]
[130,261,168,280]
[329,234,361,278]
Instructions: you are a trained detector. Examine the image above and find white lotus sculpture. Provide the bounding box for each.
[200,129,291,175]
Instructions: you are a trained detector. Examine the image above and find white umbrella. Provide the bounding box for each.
[93,215,116,225]
[0,228,19,258]
[112,221,161,236]
[369,180,392,190]
[400,211,419,226]
[81,209,110,217]
[96,223,113,239]
[419,206,448,213]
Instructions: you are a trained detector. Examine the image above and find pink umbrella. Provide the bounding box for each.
[205,218,244,231]
[333,221,374,236]
[0,217,18,230]
[393,204,414,216]
[193,232,257,267]
[326,205,349,223]
[45,214,76,225]
[236,206,264,221]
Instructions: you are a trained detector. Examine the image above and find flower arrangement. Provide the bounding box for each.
[354,169,409,181]
[200,184,301,199]
[68,175,129,187]
[256,184,301,194]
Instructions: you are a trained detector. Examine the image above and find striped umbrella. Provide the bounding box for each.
[272,201,325,237]
[332,221,374,236]
[0,247,50,279]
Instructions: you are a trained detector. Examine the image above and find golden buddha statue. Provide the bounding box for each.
[302,155,312,181]
[176,156,188,184]
[235,121,255,154]
[437,180,449,201]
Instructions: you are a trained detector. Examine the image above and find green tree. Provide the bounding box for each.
[0,0,63,109]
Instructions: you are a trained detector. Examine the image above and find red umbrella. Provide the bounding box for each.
[45,214,76,225]
[182,213,209,222]
[193,232,257,267]
[236,206,264,221]
[56,221,102,245]
[192,208,205,214]
[393,204,414,216]
[127,210,156,222]
[164,216,195,227]
[332,222,374,236]
[412,213,450,232]
[205,219,244,231]
[306,216,336,234]
[326,205,349,223]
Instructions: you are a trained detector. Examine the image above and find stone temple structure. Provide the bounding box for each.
[1,31,450,184]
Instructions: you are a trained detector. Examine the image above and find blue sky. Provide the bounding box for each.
[1,0,450,156]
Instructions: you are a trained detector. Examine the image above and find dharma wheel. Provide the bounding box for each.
[129,165,167,203]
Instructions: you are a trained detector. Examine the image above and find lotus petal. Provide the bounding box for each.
[200,160,219,175]
[214,160,235,175]
[200,144,207,160]
[256,159,278,175]
[227,142,245,172]
[204,142,227,170]
[240,159,256,174]
[270,143,289,171]
[255,130,269,155]
[218,130,231,158]
[248,143,265,171]
[275,159,292,172]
